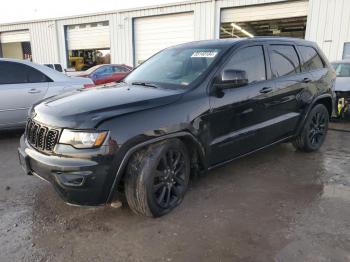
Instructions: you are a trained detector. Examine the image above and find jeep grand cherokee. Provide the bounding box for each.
[18,38,336,217]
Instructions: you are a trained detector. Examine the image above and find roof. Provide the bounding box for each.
[173,37,317,49]
[0,58,70,81]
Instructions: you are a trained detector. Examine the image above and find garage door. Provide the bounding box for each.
[134,12,194,65]
[66,22,110,50]
[221,1,308,23]
[0,30,30,43]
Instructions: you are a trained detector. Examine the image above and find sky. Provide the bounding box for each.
[0,0,186,24]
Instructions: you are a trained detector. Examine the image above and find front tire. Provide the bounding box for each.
[293,103,329,152]
[125,139,190,217]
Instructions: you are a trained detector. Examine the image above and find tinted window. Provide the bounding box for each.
[224,46,266,84]
[0,61,50,84]
[298,46,324,71]
[0,62,28,84]
[270,45,300,78]
[54,64,63,72]
[27,68,49,83]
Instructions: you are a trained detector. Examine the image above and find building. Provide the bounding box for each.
[0,0,349,70]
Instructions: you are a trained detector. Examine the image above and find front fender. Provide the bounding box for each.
[106,131,206,203]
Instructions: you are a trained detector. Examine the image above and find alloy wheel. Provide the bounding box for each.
[153,149,186,209]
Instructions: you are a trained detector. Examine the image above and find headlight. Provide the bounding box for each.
[59,129,108,149]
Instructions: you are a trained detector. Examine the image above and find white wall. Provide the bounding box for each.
[1,0,349,65]
[306,0,350,61]
[0,21,59,64]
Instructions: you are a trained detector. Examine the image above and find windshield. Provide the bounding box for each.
[124,47,223,88]
[332,63,350,77]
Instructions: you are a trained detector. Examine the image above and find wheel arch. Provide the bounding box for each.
[296,94,334,135]
[106,131,206,203]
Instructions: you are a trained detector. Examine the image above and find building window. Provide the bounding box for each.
[343,43,350,60]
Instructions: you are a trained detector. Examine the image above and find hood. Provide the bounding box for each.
[32,84,184,129]
[334,77,350,92]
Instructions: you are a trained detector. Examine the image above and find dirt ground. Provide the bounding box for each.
[0,123,349,262]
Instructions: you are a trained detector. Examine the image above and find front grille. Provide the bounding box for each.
[26,119,60,152]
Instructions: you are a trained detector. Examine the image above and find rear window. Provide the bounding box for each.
[269,45,300,78]
[298,46,324,72]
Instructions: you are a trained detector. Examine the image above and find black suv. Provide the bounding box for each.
[19,38,336,217]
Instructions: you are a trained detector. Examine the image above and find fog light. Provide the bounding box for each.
[54,171,92,187]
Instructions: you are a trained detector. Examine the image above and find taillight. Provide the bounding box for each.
[83,83,95,89]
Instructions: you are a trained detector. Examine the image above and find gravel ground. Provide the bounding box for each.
[0,123,349,262]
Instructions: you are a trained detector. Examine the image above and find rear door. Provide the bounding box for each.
[0,61,50,128]
[260,43,308,144]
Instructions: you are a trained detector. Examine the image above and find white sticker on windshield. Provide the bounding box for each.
[191,51,218,58]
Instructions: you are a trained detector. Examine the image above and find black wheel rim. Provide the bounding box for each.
[309,111,327,146]
[153,149,186,209]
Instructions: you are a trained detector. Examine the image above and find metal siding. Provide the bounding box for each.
[114,1,213,65]
[0,22,59,64]
[1,0,350,64]
[306,0,350,61]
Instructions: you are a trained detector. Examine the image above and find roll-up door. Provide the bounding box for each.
[134,12,194,65]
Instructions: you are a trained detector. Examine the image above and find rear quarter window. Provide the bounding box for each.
[298,46,325,72]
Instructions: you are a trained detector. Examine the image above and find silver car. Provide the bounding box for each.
[331,60,350,117]
[0,59,94,130]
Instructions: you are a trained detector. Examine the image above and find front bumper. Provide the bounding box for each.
[18,135,117,206]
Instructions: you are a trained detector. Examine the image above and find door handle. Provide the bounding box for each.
[302,77,312,83]
[28,88,41,94]
[259,87,273,94]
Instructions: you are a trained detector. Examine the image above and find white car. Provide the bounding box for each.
[331,60,350,117]
[0,58,94,130]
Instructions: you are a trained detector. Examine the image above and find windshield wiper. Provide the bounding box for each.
[131,81,160,88]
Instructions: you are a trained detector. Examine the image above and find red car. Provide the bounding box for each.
[79,64,132,85]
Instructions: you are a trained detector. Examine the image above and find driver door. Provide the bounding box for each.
[208,45,275,165]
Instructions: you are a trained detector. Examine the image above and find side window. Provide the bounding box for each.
[298,46,324,72]
[95,66,113,76]
[113,66,123,73]
[0,62,28,84]
[224,46,266,84]
[269,45,300,78]
[26,67,50,83]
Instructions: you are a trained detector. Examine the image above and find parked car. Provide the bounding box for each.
[19,38,335,217]
[0,58,94,130]
[78,64,132,85]
[331,60,350,117]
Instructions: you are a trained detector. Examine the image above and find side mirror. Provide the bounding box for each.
[215,69,248,89]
